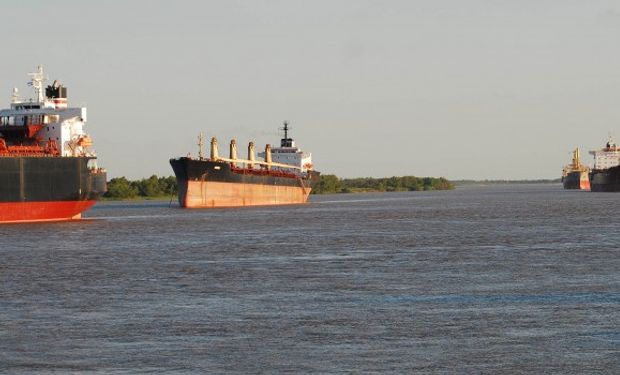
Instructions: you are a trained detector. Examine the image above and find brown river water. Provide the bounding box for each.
[1,184,619,373]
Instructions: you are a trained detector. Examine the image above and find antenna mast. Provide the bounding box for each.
[281,121,291,140]
[11,88,19,103]
[28,65,47,103]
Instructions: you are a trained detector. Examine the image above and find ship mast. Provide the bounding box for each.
[279,121,293,148]
[281,121,290,140]
[27,65,47,103]
[197,132,205,159]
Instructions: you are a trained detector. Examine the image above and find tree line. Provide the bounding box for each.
[452,179,560,186]
[104,176,177,199]
[104,174,454,199]
[313,175,455,194]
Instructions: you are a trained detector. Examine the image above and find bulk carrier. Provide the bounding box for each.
[561,148,590,190]
[170,122,319,208]
[589,137,620,192]
[0,66,106,223]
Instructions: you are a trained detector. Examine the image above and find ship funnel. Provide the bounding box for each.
[264,144,272,170]
[248,141,255,169]
[46,80,68,109]
[210,137,219,160]
[229,139,237,167]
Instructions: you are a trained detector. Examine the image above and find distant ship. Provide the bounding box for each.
[0,66,106,223]
[170,122,319,208]
[561,148,590,190]
[589,137,620,192]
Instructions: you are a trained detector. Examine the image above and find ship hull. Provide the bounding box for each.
[0,156,106,223]
[590,166,620,192]
[0,201,96,223]
[562,171,590,190]
[170,157,315,208]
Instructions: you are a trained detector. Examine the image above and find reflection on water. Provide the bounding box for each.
[1,185,619,373]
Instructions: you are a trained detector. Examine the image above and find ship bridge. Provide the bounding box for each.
[0,66,93,158]
[258,121,313,172]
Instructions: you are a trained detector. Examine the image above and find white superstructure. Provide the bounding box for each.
[0,65,95,157]
[258,121,313,173]
[589,136,620,170]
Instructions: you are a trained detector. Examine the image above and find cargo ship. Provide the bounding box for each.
[561,148,590,190]
[170,122,319,208]
[0,66,106,223]
[589,137,620,192]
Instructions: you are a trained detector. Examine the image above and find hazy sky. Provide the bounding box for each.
[1,0,619,179]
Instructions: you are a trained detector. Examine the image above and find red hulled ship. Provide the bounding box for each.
[0,66,106,223]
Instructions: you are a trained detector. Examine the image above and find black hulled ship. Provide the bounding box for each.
[170,122,319,208]
[589,137,620,192]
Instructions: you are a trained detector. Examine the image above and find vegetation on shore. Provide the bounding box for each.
[103,174,455,199]
[312,175,455,194]
[452,179,561,186]
[103,175,563,200]
[104,176,177,200]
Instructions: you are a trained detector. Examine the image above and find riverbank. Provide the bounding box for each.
[313,175,454,194]
[102,174,455,200]
[452,179,561,186]
[102,175,565,201]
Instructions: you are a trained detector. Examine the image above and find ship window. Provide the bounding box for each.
[43,114,60,124]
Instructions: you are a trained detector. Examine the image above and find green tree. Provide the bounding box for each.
[159,176,178,195]
[386,176,403,192]
[138,175,164,197]
[376,180,387,192]
[313,174,343,194]
[104,177,139,199]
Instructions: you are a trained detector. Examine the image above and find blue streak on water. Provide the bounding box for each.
[363,292,620,305]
